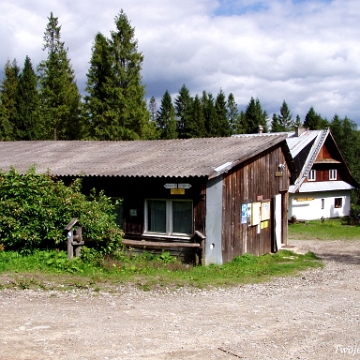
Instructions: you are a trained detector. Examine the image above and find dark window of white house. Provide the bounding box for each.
[329,169,337,180]
[308,169,316,181]
[321,199,325,209]
[145,199,193,236]
[334,198,342,208]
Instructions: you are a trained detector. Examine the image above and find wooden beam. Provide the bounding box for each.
[122,239,200,249]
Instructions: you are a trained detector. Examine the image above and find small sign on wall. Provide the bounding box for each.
[170,188,185,195]
[241,203,249,224]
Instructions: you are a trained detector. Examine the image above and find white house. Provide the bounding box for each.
[287,128,358,221]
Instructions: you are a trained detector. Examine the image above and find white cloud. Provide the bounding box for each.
[0,0,359,126]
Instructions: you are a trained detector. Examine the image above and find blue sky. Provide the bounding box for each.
[0,0,359,127]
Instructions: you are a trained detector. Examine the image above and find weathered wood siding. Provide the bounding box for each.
[221,144,290,263]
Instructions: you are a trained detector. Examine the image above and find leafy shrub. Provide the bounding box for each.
[0,166,123,252]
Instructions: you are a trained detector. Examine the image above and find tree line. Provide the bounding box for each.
[0,10,359,183]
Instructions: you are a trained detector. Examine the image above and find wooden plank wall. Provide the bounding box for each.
[221,144,290,263]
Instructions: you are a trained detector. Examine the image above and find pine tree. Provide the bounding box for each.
[0,59,19,140]
[278,100,293,131]
[156,90,177,139]
[38,12,81,140]
[16,56,42,139]
[175,85,193,138]
[214,89,231,137]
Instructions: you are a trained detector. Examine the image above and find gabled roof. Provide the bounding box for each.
[0,136,288,179]
[285,128,358,192]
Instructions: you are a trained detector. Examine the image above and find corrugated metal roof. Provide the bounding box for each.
[0,136,287,178]
[292,181,356,193]
[286,130,321,158]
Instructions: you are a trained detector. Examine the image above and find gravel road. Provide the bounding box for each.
[1,239,360,360]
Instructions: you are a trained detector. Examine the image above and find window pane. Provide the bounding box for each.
[172,201,192,234]
[147,200,166,233]
[334,198,342,208]
[329,169,337,180]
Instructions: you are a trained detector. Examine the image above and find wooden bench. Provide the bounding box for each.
[122,231,206,264]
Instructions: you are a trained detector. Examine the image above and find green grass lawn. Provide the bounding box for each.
[0,248,322,291]
[288,218,360,241]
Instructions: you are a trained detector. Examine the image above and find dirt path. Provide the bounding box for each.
[1,239,360,360]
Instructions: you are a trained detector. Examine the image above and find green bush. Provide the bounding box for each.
[0,166,123,252]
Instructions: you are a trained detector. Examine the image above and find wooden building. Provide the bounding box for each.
[0,137,294,264]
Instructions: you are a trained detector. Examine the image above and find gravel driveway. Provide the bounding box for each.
[1,239,360,360]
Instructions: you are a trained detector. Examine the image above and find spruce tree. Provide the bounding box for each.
[175,85,193,138]
[38,12,81,140]
[278,100,293,131]
[329,114,343,146]
[85,10,149,140]
[143,96,160,140]
[16,56,42,139]
[234,110,246,134]
[294,114,302,128]
[227,93,240,134]
[202,91,217,137]
[243,97,268,133]
[156,90,177,139]
[109,9,149,139]
[83,33,113,139]
[149,96,157,122]
[303,106,328,130]
[191,95,206,138]
[271,114,282,132]
[214,89,231,137]
[0,59,19,140]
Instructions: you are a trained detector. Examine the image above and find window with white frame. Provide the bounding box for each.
[329,169,337,180]
[308,169,316,181]
[145,199,193,236]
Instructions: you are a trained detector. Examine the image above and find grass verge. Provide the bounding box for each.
[0,249,322,291]
[288,218,360,241]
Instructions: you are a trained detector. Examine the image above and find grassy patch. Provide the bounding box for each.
[288,218,360,241]
[0,249,321,291]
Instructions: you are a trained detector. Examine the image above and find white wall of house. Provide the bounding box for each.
[289,190,352,221]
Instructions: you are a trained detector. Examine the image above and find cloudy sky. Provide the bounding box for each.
[1,0,359,127]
